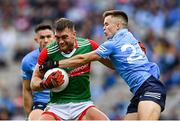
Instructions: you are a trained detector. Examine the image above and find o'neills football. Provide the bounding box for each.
[43,68,69,92]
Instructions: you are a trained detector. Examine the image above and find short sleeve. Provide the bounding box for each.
[21,58,32,80]
[22,70,32,80]
[38,48,48,65]
[88,39,99,50]
[96,40,114,59]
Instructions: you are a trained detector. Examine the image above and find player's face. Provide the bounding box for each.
[55,28,76,53]
[36,29,54,50]
[103,16,119,39]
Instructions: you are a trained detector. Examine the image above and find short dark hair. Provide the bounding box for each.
[103,10,128,27]
[35,22,53,33]
[55,18,75,32]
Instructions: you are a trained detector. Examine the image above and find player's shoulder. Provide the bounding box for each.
[47,41,58,48]
[21,49,39,71]
[46,41,59,54]
[100,39,114,48]
[77,37,98,49]
[77,37,90,44]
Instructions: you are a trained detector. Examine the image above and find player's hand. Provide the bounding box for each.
[39,61,59,72]
[138,42,146,54]
[40,70,64,89]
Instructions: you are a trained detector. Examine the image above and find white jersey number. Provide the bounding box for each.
[121,44,143,63]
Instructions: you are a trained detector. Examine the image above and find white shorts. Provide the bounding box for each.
[44,101,94,120]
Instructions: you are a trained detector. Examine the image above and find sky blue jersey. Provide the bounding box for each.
[21,49,50,103]
[96,29,160,94]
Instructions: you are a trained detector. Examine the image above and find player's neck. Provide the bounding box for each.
[64,48,74,54]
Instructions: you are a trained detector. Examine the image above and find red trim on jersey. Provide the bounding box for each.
[38,48,48,65]
[42,111,62,121]
[77,105,96,120]
[88,39,99,50]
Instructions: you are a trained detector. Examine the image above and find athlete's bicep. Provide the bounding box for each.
[22,80,31,91]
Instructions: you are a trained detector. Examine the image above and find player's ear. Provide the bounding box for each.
[34,35,39,43]
[117,22,122,30]
[72,30,76,36]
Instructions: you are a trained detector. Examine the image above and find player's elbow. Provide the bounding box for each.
[30,79,40,91]
[30,80,36,91]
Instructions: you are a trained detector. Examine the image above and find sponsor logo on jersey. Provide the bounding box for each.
[69,63,90,77]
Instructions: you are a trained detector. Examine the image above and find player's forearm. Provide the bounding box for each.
[58,55,89,68]
[31,77,44,91]
[31,64,44,91]
[23,91,32,116]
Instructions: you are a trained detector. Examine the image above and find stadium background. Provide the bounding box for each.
[0,0,179,120]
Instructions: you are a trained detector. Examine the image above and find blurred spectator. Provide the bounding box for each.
[0,107,10,120]
[102,70,118,92]
[109,100,129,120]
[0,88,16,119]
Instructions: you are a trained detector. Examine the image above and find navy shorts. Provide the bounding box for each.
[127,76,166,114]
[32,102,48,110]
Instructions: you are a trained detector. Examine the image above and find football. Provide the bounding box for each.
[43,68,69,92]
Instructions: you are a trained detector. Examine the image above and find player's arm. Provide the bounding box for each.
[31,48,48,91]
[40,52,114,70]
[89,39,114,69]
[51,40,114,69]
[57,51,115,69]
[31,48,64,91]
[39,41,115,71]
[98,58,115,69]
[22,80,32,117]
[31,64,44,91]
[21,58,33,117]
[57,50,108,69]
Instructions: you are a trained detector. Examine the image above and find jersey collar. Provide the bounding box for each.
[61,48,76,58]
[115,28,128,38]
[61,38,78,58]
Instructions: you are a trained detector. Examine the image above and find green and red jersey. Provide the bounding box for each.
[38,37,98,103]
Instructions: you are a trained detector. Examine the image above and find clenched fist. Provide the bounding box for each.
[40,70,64,90]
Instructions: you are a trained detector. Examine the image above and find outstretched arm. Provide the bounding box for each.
[58,50,114,69]
[58,51,100,68]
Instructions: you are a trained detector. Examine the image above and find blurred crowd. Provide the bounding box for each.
[0,0,179,120]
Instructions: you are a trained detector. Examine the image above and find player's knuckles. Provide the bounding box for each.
[57,75,64,81]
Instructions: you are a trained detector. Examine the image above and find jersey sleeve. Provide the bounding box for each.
[38,48,48,65]
[88,39,99,50]
[21,57,32,80]
[96,40,114,59]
